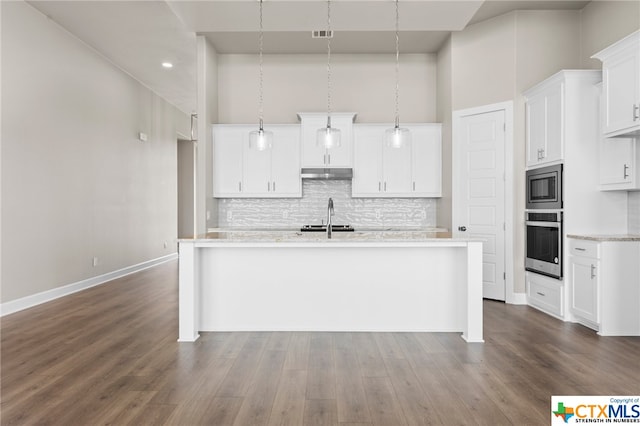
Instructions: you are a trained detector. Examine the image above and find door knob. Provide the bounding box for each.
[458,226,467,232]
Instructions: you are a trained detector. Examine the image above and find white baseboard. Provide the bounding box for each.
[0,253,178,317]
[506,292,528,305]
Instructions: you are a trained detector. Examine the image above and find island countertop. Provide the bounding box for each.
[179,227,480,247]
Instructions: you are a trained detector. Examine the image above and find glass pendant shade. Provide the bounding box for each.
[249,123,273,151]
[317,118,341,149]
[385,125,411,148]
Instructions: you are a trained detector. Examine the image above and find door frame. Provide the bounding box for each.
[452,101,521,304]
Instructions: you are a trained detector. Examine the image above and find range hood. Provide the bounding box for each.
[300,168,353,180]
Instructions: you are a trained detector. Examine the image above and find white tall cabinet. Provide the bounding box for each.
[213,124,301,198]
[523,70,628,321]
[352,124,441,198]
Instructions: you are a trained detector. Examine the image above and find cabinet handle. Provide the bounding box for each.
[413,182,416,191]
[591,264,596,279]
[633,104,639,121]
[624,164,630,179]
[239,182,242,192]
[540,148,545,159]
[575,247,586,251]
[323,154,327,164]
[536,291,546,297]
[384,182,387,192]
[378,182,381,192]
[328,154,331,164]
[273,181,276,191]
[267,182,271,192]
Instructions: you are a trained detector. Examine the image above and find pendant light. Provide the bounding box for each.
[249,0,273,151]
[316,0,341,149]
[385,0,410,148]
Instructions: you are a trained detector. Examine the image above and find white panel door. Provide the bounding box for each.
[455,110,506,301]
[412,125,442,196]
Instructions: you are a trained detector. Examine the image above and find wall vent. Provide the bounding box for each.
[312,30,334,39]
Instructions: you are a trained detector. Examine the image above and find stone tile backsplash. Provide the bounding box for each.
[217,180,437,229]
[629,192,640,234]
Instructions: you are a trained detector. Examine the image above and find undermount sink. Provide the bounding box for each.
[300,224,355,232]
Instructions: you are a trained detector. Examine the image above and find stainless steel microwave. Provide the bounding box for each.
[526,164,563,210]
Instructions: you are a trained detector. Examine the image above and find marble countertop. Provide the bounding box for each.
[567,234,640,242]
[178,227,482,246]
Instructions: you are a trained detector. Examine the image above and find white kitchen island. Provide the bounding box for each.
[178,230,483,343]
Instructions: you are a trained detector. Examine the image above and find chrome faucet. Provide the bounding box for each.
[326,198,334,239]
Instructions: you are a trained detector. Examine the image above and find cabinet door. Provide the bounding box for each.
[545,85,563,163]
[526,95,547,167]
[352,126,383,197]
[213,126,244,197]
[243,138,272,196]
[325,115,353,167]
[602,50,640,136]
[599,137,635,188]
[570,256,599,324]
[300,116,329,168]
[382,138,412,195]
[412,125,442,196]
[270,126,301,197]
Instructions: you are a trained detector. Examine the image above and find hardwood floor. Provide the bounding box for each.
[2,260,639,425]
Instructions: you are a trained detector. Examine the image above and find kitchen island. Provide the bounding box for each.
[178,230,483,343]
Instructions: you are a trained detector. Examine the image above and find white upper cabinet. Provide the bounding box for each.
[525,78,564,168]
[525,70,602,169]
[352,124,441,198]
[213,124,301,198]
[593,30,640,137]
[298,113,356,168]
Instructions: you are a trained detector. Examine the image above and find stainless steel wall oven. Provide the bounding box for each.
[525,211,563,279]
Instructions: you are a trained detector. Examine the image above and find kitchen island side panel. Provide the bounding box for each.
[195,246,468,333]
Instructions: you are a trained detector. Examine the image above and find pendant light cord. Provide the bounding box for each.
[394,0,400,128]
[258,0,265,130]
[326,0,332,126]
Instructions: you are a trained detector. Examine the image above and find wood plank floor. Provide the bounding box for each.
[2,260,639,425]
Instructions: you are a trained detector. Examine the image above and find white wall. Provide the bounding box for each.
[217,53,437,124]
[579,0,640,69]
[1,2,185,303]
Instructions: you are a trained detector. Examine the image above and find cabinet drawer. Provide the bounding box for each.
[570,239,600,258]
[527,276,563,318]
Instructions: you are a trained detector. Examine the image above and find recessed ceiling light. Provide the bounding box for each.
[162,62,173,69]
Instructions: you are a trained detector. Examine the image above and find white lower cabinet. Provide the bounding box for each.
[568,238,640,336]
[352,124,441,198]
[526,271,563,318]
[213,124,301,198]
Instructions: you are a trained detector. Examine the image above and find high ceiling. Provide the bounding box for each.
[26,0,591,115]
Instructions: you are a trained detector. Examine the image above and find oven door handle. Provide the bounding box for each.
[525,221,561,228]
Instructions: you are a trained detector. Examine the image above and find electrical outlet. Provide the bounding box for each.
[375,210,381,220]
[92,257,99,267]
[421,210,427,219]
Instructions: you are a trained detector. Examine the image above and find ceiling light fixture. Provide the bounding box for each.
[316,0,341,149]
[161,62,173,69]
[385,0,410,149]
[249,0,273,151]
